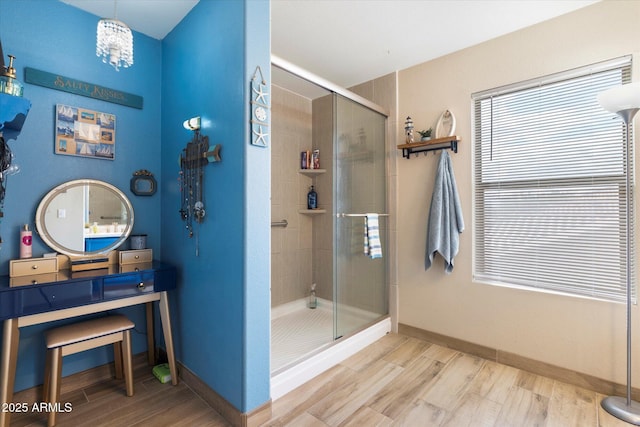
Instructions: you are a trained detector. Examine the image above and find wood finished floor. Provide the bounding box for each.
[9,333,632,426]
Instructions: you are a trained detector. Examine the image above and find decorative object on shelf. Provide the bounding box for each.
[404,116,414,143]
[397,135,460,159]
[598,82,640,425]
[418,128,432,141]
[435,110,456,138]
[130,169,157,196]
[96,0,133,71]
[55,104,115,160]
[179,118,221,256]
[250,65,270,147]
[0,39,23,97]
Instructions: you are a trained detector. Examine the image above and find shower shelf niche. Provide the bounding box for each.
[298,169,326,175]
[299,209,326,215]
[397,135,460,159]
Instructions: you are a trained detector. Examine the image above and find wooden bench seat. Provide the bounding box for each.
[43,314,135,426]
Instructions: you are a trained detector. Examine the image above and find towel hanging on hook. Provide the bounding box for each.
[425,150,464,272]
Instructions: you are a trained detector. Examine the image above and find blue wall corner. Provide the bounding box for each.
[160,0,271,414]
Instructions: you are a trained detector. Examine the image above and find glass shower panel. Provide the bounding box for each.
[333,94,388,340]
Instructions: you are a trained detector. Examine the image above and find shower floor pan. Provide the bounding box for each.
[271,298,390,400]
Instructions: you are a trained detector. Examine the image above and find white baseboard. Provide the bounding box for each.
[270,317,391,400]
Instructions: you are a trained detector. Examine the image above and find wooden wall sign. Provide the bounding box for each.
[24,67,143,109]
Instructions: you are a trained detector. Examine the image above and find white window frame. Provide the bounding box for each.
[472,56,634,303]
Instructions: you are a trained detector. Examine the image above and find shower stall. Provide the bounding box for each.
[270,57,391,397]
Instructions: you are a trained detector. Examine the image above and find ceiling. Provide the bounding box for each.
[60,0,599,91]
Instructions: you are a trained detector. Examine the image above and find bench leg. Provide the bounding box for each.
[113,341,123,380]
[48,347,62,427]
[43,349,51,402]
[122,330,134,397]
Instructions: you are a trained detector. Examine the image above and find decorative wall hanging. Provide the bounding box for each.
[25,68,143,109]
[55,104,115,160]
[178,117,221,256]
[130,169,157,196]
[250,66,270,147]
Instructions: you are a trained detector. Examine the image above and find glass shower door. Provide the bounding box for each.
[333,94,388,339]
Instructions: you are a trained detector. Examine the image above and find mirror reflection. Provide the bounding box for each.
[35,180,134,256]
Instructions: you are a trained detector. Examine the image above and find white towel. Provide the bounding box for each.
[364,214,382,259]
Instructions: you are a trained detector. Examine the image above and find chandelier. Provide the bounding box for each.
[96,2,133,71]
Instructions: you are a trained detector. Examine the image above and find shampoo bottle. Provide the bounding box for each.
[308,284,317,309]
[19,224,32,259]
[307,185,318,210]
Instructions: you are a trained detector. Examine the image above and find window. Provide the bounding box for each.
[473,56,633,302]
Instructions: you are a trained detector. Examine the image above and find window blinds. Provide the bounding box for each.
[473,56,633,302]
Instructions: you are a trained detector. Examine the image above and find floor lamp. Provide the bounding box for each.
[598,82,640,424]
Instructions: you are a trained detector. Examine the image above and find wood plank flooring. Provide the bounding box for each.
[8,333,632,426]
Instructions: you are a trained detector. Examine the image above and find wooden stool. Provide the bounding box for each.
[43,314,135,426]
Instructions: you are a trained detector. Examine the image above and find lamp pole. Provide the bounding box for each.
[599,82,640,424]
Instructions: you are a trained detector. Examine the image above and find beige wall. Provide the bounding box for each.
[397,0,640,385]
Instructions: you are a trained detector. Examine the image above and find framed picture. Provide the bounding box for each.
[55,104,115,160]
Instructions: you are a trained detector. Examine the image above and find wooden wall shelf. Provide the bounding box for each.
[397,135,459,159]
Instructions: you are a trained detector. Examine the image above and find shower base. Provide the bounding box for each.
[271,298,390,400]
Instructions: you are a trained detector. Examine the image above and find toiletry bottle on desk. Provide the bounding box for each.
[19,224,32,259]
[307,185,317,209]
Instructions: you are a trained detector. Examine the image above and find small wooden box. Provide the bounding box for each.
[10,257,58,278]
[119,249,153,265]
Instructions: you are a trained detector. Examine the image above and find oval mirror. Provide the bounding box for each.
[35,179,134,257]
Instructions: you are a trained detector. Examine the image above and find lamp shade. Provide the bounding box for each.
[597,82,640,114]
[96,18,133,71]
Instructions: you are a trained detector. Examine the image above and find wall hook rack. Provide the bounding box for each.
[397,135,460,159]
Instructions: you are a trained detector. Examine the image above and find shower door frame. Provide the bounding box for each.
[271,56,389,118]
[271,55,391,340]
[332,93,389,340]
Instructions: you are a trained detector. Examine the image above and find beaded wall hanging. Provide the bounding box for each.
[178,119,221,256]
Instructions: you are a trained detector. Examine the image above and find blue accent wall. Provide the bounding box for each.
[0,0,162,393]
[160,0,271,412]
[2,0,271,414]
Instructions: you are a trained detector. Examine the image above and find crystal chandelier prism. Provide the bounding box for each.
[96,17,133,71]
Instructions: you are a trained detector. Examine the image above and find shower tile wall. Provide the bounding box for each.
[271,85,314,307]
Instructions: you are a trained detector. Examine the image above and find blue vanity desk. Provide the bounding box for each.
[0,261,178,427]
